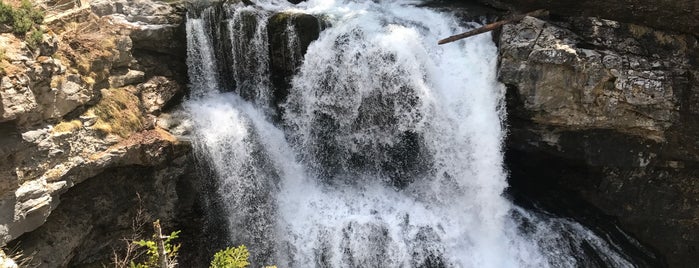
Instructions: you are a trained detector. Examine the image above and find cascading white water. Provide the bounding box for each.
[186,10,219,98]
[226,4,274,108]
[185,0,637,267]
[278,2,525,266]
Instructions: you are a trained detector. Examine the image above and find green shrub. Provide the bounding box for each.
[210,245,250,268]
[11,11,33,33]
[21,0,43,24]
[0,2,12,24]
[0,0,44,34]
[25,27,42,48]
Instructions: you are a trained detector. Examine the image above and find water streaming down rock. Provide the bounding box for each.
[185,0,641,267]
[186,9,219,98]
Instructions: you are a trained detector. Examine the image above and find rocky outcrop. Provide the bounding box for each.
[476,0,699,37]
[499,16,695,141]
[0,0,189,263]
[499,16,698,267]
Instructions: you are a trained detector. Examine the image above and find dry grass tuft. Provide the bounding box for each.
[89,88,144,138]
[55,19,117,77]
[628,24,651,38]
[628,23,682,46]
[52,119,82,133]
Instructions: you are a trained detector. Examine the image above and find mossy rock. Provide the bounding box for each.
[89,87,144,138]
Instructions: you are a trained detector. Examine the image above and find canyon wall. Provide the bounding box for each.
[0,0,696,266]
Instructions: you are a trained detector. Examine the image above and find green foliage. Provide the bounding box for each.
[0,0,44,34]
[210,245,250,268]
[131,230,181,268]
[11,9,32,33]
[25,27,42,48]
[0,2,12,24]
[21,0,43,23]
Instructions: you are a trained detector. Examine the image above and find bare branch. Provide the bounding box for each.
[438,9,548,45]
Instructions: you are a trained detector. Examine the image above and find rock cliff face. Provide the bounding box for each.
[476,0,699,36]
[498,15,698,267]
[1,0,697,266]
[0,0,194,266]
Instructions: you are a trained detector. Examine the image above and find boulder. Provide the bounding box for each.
[0,76,38,123]
[109,68,145,88]
[139,76,182,113]
[129,23,185,55]
[90,0,186,56]
[91,0,181,25]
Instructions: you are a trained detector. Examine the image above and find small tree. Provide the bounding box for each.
[112,195,180,268]
[132,226,181,268]
[209,245,250,268]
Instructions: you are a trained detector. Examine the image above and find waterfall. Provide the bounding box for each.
[184,0,639,267]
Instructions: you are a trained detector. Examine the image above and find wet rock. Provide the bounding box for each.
[499,16,689,141]
[267,12,325,117]
[156,112,191,137]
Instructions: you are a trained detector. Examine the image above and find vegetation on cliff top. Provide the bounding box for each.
[0,0,44,50]
[89,88,145,138]
[0,0,43,33]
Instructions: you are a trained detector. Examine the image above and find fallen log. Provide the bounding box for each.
[438,9,548,45]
